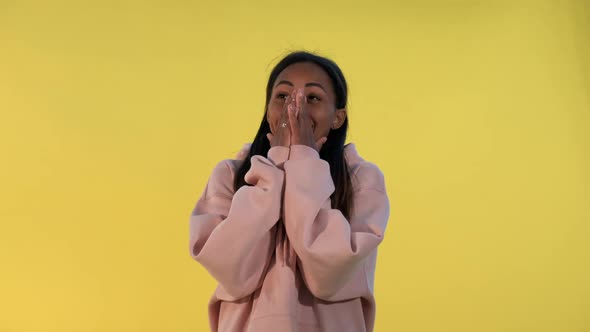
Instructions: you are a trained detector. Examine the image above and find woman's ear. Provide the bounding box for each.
[331,108,347,129]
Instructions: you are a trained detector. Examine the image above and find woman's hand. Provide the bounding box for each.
[288,88,327,152]
[266,91,295,148]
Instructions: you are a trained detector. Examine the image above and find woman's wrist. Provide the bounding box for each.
[267,145,290,167]
[288,144,319,160]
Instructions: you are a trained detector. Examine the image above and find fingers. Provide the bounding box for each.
[295,88,312,124]
[298,97,312,131]
[296,88,307,119]
[288,102,298,134]
[270,94,294,147]
[279,95,291,125]
[291,89,298,105]
[316,136,327,151]
[281,88,319,149]
[274,94,292,137]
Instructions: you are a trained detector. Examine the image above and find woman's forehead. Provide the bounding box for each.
[276,62,332,86]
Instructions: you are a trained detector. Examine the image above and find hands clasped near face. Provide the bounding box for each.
[266,88,328,153]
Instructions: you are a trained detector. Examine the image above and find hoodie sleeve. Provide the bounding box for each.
[188,147,288,301]
[283,144,390,302]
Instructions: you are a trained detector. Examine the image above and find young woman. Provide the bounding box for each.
[188,51,390,332]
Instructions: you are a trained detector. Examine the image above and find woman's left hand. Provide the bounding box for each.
[288,88,327,152]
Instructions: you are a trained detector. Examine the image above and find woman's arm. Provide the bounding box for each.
[283,144,390,302]
[188,147,288,301]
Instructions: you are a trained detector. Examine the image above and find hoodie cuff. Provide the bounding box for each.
[267,146,289,169]
[289,144,319,160]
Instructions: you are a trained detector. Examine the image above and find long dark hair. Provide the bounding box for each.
[233,51,354,219]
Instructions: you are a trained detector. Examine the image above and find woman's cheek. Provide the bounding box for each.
[266,109,276,133]
[312,113,331,137]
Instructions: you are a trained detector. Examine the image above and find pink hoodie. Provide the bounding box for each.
[188,143,390,332]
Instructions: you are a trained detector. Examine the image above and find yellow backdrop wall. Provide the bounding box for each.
[1,0,588,331]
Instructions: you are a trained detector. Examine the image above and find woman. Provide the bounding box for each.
[188,51,390,332]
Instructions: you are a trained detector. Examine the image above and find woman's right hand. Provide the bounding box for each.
[267,90,296,148]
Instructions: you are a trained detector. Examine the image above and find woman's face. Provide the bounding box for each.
[266,62,346,141]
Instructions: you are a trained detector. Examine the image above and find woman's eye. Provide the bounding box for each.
[276,93,288,99]
[307,94,321,102]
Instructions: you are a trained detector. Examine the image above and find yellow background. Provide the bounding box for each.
[1,0,588,331]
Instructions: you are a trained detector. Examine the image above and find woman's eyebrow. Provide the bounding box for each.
[275,80,327,93]
[275,80,293,88]
[305,82,327,93]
